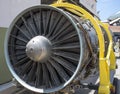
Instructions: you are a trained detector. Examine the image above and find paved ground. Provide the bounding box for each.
[114,53,120,79]
[113,53,120,94]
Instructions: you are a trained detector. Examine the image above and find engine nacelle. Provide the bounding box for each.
[4,5,110,94]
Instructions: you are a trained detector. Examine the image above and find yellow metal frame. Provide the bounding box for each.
[97,20,116,70]
[51,1,116,94]
[97,20,116,94]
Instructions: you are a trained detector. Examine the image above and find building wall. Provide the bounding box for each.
[0,0,40,28]
[0,27,12,84]
[0,0,40,84]
[0,0,98,28]
[110,26,120,42]
[79,0,97,16]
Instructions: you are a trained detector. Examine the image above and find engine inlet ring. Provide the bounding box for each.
[4,5,83,93]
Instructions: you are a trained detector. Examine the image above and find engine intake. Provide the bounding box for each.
[5,5,99,93]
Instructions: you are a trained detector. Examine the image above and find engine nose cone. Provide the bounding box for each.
[26,36,51,62]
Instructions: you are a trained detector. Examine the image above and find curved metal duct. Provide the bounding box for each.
[4,5,99,93]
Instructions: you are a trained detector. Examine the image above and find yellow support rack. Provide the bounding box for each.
[51,1,116,94]
[97,20,116,94]
[97,20,116,70]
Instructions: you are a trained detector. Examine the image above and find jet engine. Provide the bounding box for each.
[4,1,115,94]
